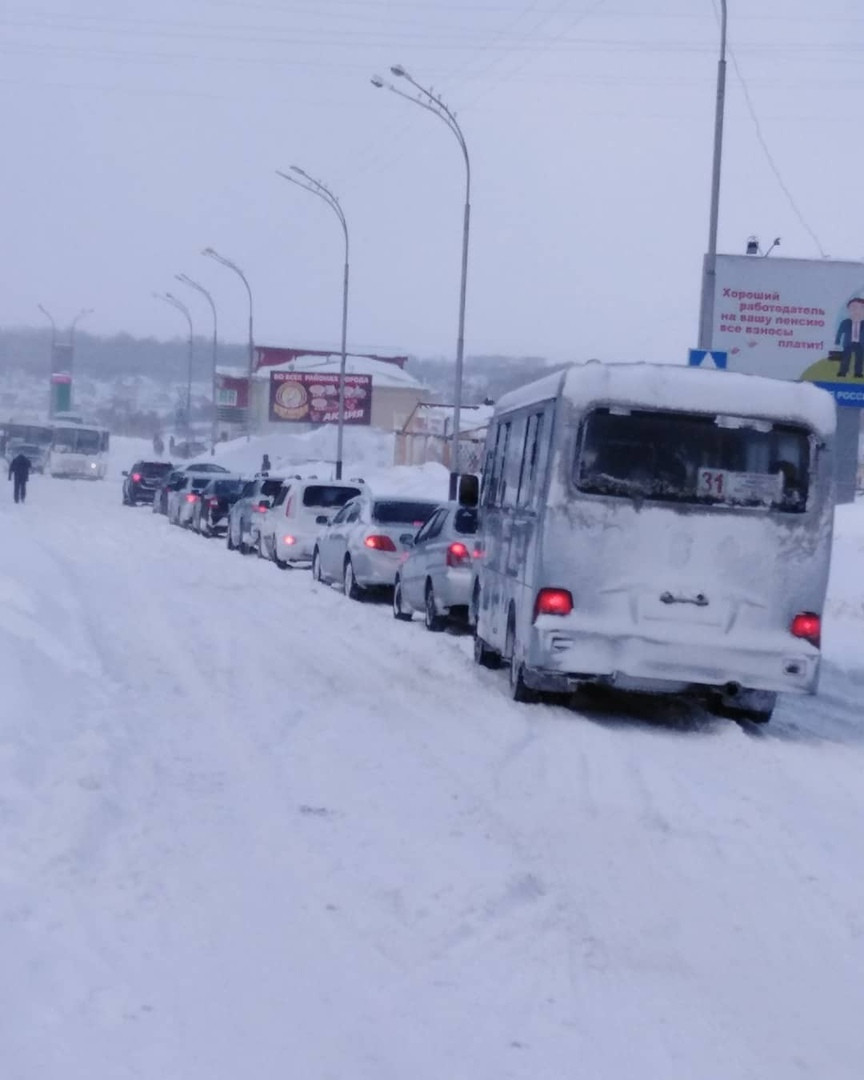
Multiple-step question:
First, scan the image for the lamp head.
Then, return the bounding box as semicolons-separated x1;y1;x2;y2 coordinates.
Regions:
390;64;407;78
371;75;384;88
202;247;216;256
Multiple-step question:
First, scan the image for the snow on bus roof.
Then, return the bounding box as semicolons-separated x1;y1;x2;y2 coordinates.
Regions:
494;361;837;436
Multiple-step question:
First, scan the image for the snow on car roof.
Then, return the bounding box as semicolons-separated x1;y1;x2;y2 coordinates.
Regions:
494;361;837;436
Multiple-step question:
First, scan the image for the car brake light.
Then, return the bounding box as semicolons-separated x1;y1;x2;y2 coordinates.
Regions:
254;504;267;512
131;472;141;482
283;535;296;545
534;588;573;618
790;612;821;647
365;534;397;552
186;493;198;503
446;541;470;567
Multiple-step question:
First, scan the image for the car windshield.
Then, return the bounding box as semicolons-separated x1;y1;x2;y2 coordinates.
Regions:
453;507;478;535
139;462;172;477
302;484;362;509
575;408;812;513
373;500;438;526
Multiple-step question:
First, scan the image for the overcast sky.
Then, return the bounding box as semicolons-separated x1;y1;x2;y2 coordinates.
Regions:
1;0;860;364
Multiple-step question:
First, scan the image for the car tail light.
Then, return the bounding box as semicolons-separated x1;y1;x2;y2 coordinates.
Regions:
365;534;397;552
282;535;296;546
446;541;470;567
791;612;821;647
186;493;198;503
534;588;573;618
131;472;142;482
254;504;268;513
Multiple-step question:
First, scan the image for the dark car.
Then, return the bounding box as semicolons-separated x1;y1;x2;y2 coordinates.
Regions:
192;476;247;537
123;460;174;505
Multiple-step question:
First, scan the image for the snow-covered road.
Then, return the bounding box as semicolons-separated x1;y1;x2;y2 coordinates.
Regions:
3;453;864;1080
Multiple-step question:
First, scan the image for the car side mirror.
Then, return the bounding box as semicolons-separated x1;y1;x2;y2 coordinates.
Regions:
316;514;329;525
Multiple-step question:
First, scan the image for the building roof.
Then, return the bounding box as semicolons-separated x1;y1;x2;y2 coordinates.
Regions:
252;352;427;391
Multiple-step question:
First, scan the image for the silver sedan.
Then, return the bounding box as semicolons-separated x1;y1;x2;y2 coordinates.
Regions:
312;493;439;600
392;502;478;630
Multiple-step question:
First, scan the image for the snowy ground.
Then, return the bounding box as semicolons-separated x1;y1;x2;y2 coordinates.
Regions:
2;437;864;1080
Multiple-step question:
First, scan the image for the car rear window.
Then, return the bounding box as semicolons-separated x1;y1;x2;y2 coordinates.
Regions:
261;479;284;498
191;477;210;491
373;500;438;526
453;507;478;535
211;479;244;496
139;462;173;477
302;484;362;509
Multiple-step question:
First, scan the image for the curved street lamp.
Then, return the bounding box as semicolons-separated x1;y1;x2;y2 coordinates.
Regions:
177;273;218;453
372;65;471;498
202;247;255;438
154;290;195;447
276;166;350;480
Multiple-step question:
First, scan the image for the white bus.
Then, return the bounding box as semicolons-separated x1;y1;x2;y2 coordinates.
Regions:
48;418;110;479
469;361;836;722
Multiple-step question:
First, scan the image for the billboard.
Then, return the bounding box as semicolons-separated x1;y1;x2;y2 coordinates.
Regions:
711;254;864;408
269;371;372;425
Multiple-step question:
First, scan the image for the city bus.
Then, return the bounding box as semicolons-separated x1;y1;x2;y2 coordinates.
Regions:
48;418;110;479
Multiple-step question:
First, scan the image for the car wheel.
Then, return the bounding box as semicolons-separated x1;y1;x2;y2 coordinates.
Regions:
392;576;412;621
238;535;249;555
507;618;539;703
312;548;324;583
424;581;446;632
473;633;501;669
343;558;363;601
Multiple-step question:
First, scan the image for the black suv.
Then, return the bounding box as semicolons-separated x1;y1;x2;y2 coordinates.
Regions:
122;460;174;505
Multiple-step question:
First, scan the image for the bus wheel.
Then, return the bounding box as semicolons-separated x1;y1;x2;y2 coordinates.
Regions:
473;634;501;669
506;620;539;704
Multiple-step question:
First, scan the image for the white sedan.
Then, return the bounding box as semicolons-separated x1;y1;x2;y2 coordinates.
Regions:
311;493;439;599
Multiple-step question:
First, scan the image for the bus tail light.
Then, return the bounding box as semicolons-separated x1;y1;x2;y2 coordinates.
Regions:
534;588;573;619
790;612;821;648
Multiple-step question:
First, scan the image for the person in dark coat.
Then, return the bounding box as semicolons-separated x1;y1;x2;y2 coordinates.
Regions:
8;452;31;503
261;453;272;474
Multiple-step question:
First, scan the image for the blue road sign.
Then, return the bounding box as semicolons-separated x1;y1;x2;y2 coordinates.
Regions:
688;348;728;369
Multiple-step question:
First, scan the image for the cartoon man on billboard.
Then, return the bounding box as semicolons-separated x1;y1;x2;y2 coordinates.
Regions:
834;296;864;378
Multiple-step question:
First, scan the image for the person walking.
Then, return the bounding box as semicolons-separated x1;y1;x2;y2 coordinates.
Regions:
8;451;31;504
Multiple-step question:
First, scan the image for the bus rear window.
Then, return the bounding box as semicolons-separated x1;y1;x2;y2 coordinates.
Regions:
575;408;811;512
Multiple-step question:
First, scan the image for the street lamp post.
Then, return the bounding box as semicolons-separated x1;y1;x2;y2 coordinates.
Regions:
372;65;471;499
177;273;219;454
154;291;195;448
203;248;255;439
69;307;94;374
697;0;728;350
276;167;350;480
37;304;58;416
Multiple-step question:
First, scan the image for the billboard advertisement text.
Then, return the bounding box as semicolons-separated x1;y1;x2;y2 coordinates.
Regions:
711;254;864;408
269;371;372;425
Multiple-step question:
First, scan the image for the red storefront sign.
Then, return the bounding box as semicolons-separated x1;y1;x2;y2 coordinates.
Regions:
269;371;372;425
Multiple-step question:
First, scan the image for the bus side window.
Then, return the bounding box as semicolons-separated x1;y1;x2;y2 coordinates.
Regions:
486;421;510;508
517;413;541;508
531;408;552;509
501;418;524;509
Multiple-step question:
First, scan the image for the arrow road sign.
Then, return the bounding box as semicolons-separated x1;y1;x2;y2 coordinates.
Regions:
688;348;728;369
